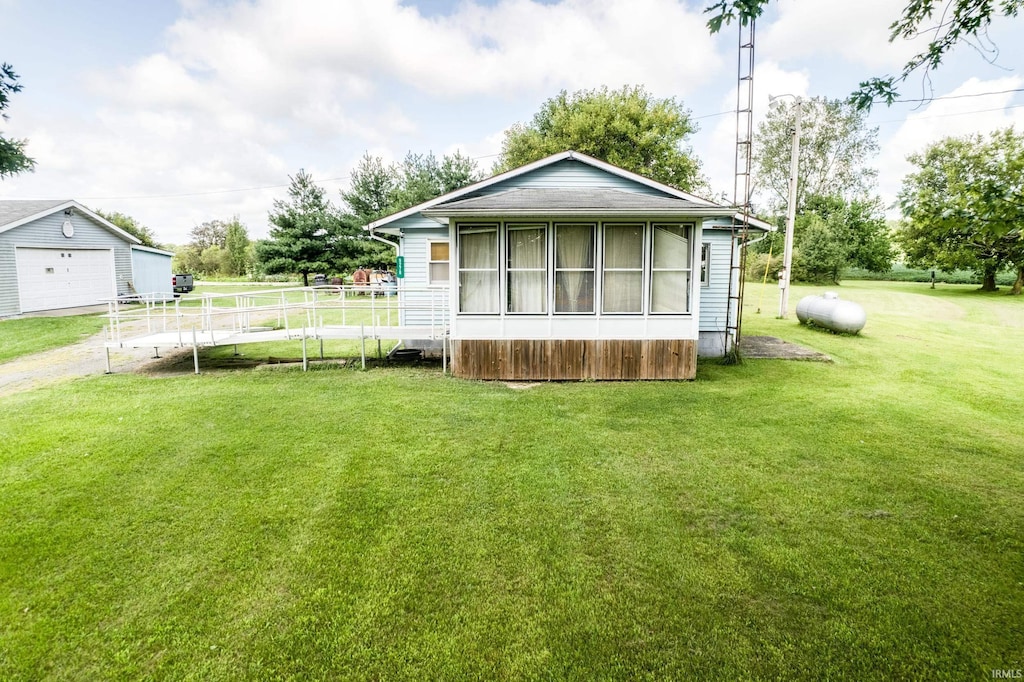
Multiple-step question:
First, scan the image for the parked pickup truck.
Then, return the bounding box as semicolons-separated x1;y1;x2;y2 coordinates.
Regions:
172;273;195;295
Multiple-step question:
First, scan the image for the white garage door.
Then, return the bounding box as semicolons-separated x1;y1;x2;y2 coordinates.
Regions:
16;248;116;313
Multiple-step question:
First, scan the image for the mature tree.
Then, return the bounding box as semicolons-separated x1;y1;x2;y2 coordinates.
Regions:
94;209;158;247
791;194;894;282
188;220;229;251
342;154;399;225
705;0;1023;107
805;195;895;273
256;169;350;286
494;85;705;191
343;150;481;224
172;244;203;276
897;127;1024;292
754;97;879;212
223;217;251;276
792;213;850;284
1;63;35;179
340;150;482;270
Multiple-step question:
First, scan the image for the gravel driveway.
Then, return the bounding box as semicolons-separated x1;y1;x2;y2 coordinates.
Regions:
0;322;192;399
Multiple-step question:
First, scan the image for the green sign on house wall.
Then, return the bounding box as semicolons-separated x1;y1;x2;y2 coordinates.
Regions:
396;256;405;278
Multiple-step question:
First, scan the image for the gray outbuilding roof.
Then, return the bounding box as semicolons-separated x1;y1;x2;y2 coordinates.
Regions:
0;199;70;228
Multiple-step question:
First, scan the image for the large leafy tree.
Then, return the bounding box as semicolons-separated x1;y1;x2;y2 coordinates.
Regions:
94;209;157;247
897;127;1024;293
494;85;705;192
754;97;879;212
0;63;35;179
256;170;349;286
224;218;251;277
705;0;1023;107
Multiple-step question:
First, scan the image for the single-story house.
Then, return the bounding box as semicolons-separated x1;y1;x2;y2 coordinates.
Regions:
0;199;174;316
366;151;771;380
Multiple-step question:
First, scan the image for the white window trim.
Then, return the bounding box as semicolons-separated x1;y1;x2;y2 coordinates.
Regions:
601;223;645;315
701;242;711;287
506;223;548;315
553;222;597;315
427;239;450;288
457;224;499;314
648;223;695;315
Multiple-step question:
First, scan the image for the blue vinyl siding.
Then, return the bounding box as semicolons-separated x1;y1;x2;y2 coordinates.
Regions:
699;230;738;333
394;217;449;326
0;212;135;316
472;159;663;197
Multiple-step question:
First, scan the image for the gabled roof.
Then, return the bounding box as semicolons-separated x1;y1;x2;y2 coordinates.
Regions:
0;199;143;244
427;187;705;213
365;150;772;232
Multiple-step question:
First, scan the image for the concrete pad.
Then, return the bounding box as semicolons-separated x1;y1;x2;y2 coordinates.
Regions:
741;336;831;361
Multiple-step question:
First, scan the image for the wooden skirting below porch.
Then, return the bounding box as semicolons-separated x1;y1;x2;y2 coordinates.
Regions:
452;339;696;380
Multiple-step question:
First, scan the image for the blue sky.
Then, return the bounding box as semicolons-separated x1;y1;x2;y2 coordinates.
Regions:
1;0;1022;245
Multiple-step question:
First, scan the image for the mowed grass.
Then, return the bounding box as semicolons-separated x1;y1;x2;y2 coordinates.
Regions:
1;281;1022;679
0;315;107;363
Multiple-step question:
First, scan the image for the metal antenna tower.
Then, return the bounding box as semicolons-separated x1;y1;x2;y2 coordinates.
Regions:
723;18;756;360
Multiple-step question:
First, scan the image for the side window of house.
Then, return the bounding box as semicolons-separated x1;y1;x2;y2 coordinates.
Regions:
554;224;595;313
458;225;499;313
507;225;547;313
650;224;691;313
701;243;711;286
428;241;450;286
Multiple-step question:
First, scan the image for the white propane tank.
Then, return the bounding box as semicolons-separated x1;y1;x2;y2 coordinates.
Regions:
795;291;866;334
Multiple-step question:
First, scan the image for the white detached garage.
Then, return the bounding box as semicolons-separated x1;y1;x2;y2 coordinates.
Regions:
0;200;172;316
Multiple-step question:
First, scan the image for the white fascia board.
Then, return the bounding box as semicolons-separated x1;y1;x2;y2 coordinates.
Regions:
364;151;576;232
0;200;77;235
131;244;175;256
423;208;741;219
0;199;144;244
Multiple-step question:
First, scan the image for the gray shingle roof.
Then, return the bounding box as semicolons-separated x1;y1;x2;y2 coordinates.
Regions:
431;188;705;212
0;199;71;228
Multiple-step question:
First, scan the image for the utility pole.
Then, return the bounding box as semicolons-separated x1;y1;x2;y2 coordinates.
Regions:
777;96;802;318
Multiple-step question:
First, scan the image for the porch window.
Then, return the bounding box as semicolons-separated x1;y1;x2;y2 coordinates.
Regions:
554;224;595;313
602;224;644;313
507;225;547;313
651;224;691;313
458;225;498;313
428;241;450;286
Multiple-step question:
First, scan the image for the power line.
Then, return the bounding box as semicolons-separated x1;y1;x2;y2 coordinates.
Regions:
75;90;1024;202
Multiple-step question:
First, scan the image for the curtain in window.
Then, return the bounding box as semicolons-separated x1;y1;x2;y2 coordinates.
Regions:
555;225;594;313
459;229;497;313
603;225;643;313
651;225;690;313
508;227;546;313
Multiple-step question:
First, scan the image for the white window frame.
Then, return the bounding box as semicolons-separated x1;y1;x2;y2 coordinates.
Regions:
553;222;597;315
601;223;646;315
427;239;450;288
506;223;548;315
648;223;695;315
701;242;711;287
457;224;499;314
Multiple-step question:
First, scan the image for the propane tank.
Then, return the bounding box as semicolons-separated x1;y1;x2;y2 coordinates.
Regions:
795;291;866;334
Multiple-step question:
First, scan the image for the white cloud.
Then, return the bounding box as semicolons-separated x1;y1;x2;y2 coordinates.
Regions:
875;76;1024;215
759;0;921;69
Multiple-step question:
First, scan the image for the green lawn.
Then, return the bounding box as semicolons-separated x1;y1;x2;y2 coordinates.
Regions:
0;315;107;363
0;281;1022;679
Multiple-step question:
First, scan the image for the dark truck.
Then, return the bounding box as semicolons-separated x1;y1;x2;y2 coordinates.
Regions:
172;273;194;295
